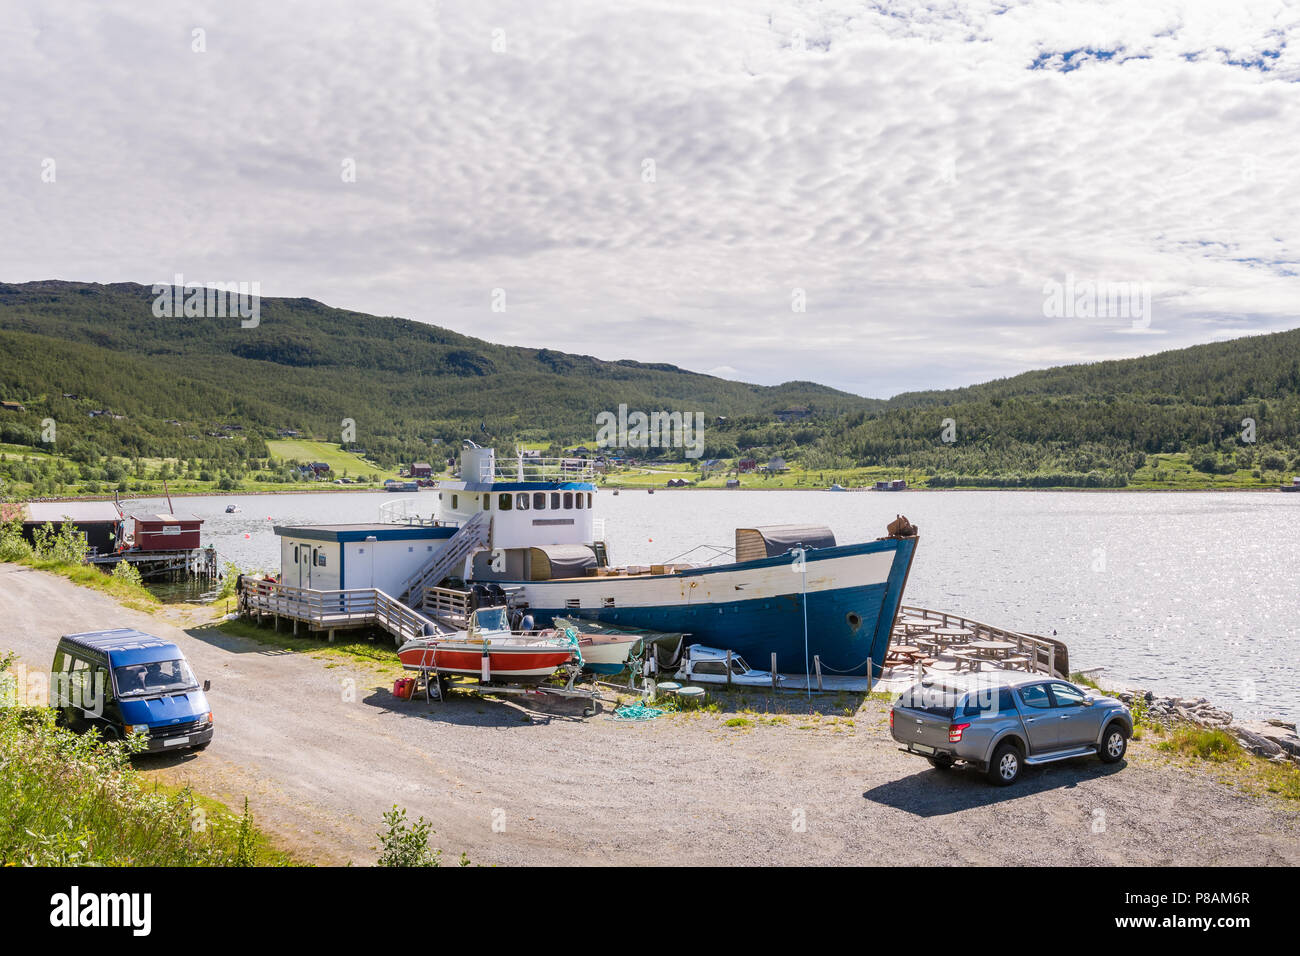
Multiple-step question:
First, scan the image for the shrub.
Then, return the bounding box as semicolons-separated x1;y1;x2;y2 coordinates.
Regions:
376;806;445;867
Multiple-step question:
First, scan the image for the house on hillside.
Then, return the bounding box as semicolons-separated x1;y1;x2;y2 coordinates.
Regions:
410;462;433;478
276;428;301;437
309;462;331;476
775;406;811;422
764;456;789;474
737;458;758;473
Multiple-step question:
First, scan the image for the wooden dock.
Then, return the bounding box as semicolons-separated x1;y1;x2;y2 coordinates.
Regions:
239;578;451;645
88;546;218;582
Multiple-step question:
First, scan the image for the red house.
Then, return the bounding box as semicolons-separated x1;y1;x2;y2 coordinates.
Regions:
132;513;203;550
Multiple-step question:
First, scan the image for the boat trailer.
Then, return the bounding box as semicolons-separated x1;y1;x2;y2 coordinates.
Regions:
402;661;609;718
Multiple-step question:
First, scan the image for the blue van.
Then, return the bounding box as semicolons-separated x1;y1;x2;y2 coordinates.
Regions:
51;628;214;753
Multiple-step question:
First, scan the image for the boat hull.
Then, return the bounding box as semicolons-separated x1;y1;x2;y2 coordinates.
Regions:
486;536;917;685
398;642;575;682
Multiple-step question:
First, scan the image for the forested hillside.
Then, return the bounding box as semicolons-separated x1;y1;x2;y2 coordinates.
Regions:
2;279;1299;493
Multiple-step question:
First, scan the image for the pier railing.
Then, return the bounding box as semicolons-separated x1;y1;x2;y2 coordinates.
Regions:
420;585;472;624
898;604;1068;677
238;579;443;645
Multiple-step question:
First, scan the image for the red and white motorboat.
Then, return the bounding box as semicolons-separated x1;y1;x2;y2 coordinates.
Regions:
397;606;576;684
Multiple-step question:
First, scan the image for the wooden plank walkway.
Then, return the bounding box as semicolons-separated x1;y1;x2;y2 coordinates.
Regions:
238;579;451;645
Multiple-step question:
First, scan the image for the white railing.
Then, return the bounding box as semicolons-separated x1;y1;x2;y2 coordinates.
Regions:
238;579;442;645
467;455;597;483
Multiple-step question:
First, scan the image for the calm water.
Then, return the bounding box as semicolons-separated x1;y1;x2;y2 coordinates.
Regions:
133;489;1300;722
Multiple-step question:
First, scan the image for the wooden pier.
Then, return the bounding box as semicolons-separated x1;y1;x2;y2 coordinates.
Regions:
88;546;218;582
238;578;451;645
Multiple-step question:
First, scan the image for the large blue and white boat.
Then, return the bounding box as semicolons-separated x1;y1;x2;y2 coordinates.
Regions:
271;442;918;686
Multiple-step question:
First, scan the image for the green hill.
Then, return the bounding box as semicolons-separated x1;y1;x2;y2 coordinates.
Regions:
2;279;1298;494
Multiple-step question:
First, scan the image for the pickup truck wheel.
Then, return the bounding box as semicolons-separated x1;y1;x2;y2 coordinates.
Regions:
987;743;1021;786
1099;723;1128;763
928;753;954;770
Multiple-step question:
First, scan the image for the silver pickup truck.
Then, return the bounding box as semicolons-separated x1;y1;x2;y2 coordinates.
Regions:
890;672;1132;785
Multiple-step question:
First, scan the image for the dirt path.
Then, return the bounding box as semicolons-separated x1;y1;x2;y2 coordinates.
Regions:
2;563;1296;866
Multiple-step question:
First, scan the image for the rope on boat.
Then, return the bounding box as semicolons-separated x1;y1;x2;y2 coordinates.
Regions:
561;625;584;669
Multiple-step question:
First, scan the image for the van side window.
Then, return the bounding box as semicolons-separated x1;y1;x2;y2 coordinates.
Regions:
68;656;91;707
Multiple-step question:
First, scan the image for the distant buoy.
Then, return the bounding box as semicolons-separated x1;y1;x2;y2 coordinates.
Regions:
243;533;251;539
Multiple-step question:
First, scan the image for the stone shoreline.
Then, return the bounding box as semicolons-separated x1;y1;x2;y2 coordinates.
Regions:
1113;688;1300;766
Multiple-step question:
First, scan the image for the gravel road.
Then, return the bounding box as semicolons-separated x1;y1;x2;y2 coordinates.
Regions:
3;563;1296;866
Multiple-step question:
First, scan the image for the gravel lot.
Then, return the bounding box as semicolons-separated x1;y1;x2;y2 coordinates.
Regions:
3;563;1296;866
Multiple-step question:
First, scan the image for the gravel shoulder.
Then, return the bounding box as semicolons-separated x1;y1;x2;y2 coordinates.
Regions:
2;563;1296;866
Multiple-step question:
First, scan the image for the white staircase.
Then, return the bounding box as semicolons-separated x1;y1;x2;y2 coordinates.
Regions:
398;511;491;604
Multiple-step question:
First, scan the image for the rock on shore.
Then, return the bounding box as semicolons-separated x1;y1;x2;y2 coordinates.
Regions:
1114;690;1300;766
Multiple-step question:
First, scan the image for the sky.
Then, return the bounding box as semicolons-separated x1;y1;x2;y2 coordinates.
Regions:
2;0;1299;398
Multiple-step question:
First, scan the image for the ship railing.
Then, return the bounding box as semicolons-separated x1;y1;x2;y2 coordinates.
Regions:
238;578;440;645
898;604;1066;677
470;456;597;483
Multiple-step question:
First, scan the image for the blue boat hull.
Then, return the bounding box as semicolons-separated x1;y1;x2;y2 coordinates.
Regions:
516;536;918;686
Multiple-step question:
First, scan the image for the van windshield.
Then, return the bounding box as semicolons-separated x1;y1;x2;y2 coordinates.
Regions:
113;659;198;697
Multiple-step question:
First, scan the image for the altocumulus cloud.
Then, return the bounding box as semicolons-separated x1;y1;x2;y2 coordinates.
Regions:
2;0;1298;396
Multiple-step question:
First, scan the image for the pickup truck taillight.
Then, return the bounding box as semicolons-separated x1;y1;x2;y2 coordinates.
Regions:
948;722;970;742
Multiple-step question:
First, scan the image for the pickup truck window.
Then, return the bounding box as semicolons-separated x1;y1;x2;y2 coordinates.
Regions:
1048;682;1086;707
963;687;1015;717
1019;683;1052;709
897;683;962;718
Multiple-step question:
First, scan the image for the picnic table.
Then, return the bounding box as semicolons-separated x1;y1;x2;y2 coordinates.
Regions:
969;639;1017;660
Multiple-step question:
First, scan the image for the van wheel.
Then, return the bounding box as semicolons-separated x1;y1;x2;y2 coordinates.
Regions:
987;743;1021;786
1099;723;1128;763
928;753;954;770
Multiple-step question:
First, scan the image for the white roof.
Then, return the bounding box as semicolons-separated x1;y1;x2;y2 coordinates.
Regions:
24;501;120;523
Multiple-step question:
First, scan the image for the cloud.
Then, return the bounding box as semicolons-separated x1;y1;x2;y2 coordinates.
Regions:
2;0;1298;398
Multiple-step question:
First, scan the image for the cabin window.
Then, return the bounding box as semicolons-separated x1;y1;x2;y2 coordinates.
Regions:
575;493;584;510
499;493;512;511
451;494;458;509
293;545;299;562
517;493;529;510
533;492;545;509
587;493;593;508
694;662;727;676
483;495;491;511
551;492;560;509
563;492;573;509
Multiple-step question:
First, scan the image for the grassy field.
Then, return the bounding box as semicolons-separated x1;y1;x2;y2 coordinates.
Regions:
264;439;403;480
595;452;1293;491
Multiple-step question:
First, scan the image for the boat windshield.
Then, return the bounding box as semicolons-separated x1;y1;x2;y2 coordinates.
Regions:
730;656;750;674
113;659;198;698
474;607;510;633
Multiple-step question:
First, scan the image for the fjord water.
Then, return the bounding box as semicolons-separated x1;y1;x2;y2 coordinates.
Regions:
141;489;1300;722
